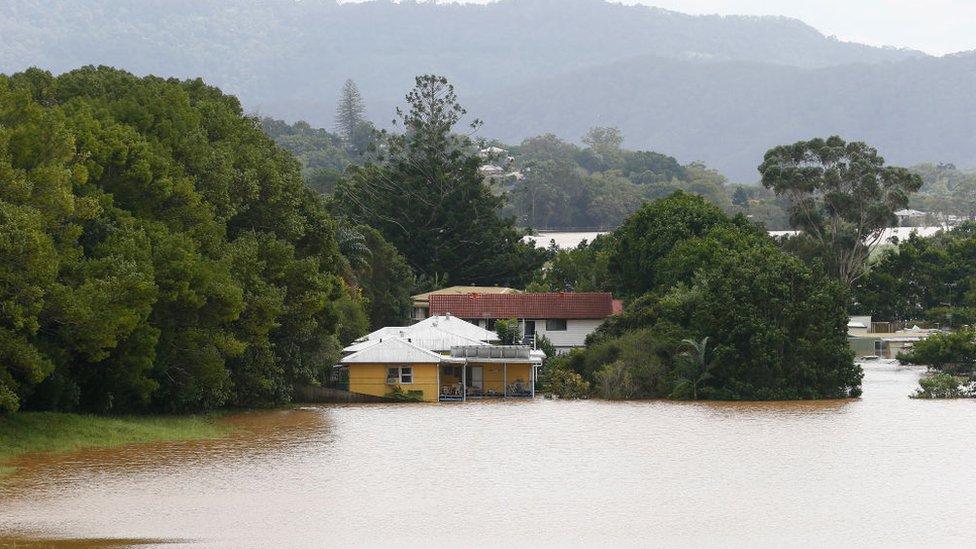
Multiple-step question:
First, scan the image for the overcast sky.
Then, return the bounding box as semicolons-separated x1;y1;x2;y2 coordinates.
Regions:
625;0;976;55
341;1;976;55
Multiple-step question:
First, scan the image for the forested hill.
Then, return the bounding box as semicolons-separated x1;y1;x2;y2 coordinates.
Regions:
3;0;970;181
471;52;976;180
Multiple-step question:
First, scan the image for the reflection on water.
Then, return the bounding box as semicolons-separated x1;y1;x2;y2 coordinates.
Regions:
2;362;975;547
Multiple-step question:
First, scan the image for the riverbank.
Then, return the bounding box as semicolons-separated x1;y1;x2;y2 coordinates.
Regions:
0;412;233;476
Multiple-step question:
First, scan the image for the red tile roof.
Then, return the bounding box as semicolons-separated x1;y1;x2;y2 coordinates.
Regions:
429;292;617;320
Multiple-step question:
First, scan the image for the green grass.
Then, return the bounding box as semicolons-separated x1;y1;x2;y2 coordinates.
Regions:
0;411;233;469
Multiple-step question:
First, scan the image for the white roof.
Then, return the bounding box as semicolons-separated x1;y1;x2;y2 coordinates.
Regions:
413;314;499;342
341;315;497;354
340;337;459;364
400;325;488;352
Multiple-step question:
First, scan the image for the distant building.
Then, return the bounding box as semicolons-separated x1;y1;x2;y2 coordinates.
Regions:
894;208;928;227
847;315;941;358
429;292;623;352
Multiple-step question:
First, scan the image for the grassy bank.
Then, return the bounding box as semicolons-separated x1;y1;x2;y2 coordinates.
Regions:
0;412;232;473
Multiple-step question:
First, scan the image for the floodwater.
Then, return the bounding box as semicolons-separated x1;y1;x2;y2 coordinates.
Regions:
2;361;975;547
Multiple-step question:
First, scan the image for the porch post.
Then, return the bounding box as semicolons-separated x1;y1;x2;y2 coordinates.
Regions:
462;362;467;402
437;362;441;402
531;365;536;398
504;363;508;398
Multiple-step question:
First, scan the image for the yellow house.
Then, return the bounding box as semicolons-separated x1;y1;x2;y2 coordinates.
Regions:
340;337;538;402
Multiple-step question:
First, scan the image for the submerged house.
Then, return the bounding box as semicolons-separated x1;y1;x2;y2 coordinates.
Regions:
338;315;541;402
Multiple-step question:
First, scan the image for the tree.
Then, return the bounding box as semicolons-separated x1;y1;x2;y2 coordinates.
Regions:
351;226;415;328
731;186;749;207
335;75;546;287
0;66;363;414
608;191;756;298
898;329;976;373
670;337;716;400
854;224;976;325
572;194;861;401
334;79;366;147
495;318;521;345
759;136;923;287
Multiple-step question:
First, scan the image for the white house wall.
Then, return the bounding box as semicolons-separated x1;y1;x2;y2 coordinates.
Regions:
535;319;603;349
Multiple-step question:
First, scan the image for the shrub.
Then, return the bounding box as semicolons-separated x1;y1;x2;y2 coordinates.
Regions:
542;361;591;399
911;373;972;399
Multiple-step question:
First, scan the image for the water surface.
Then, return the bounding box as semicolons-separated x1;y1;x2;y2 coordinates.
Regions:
2;362;974;547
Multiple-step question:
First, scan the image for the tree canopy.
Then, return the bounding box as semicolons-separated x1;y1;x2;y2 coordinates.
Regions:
759;136;922;287
547;192;860;401
0;66;363;414
854;223;976;326
334;75;545;288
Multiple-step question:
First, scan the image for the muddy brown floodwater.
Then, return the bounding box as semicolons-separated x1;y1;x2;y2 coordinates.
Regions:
1;361;975;547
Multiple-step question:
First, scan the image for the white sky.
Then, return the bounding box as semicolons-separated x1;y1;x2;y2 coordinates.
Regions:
339;0;976;55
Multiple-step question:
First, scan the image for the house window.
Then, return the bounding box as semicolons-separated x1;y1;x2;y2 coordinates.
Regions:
545;319;567;331
387;366;413;384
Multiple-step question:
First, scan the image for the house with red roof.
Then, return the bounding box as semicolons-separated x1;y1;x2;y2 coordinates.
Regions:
428;292;622;353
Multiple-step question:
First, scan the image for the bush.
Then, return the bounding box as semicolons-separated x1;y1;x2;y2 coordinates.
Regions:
385;385;424;402
495;318;521;345
911;373;972;399
898;329;976;373
542;361;591;399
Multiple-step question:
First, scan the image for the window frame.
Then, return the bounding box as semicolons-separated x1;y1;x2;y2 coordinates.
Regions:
545;319;568;331
387;366;414;385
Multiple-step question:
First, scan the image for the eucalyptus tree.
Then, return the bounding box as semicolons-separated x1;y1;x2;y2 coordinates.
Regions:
759;136;922;287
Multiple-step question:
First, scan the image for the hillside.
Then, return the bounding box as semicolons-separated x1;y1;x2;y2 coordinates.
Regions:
2;0;966;181
472;52;976;180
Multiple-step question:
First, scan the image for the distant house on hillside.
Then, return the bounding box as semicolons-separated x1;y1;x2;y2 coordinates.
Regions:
429;292;622;352
411;286;520;322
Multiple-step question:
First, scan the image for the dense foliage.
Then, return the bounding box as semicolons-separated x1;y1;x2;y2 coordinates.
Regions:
854;224;976;325
502;131;735;230
759;136;923;287
548;192;861;400
908;163;976;225
897;329;976;374
0;67;363;414
260;117;358;196
335;75;546;288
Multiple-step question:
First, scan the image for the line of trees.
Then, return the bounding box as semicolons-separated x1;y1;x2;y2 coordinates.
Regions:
0;66;369;414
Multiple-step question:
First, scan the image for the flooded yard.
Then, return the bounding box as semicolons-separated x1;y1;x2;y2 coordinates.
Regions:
2;361;975;547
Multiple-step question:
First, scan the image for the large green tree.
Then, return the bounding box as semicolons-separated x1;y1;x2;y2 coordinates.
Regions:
607;191;757;298
759;136;922;287
335;75;545;288
553;192;860;401
0;66;363;413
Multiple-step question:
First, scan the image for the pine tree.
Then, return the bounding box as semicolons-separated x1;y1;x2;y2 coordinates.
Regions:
334;79;366;145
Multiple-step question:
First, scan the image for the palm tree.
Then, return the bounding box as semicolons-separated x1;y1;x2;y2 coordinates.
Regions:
671;337;716;400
